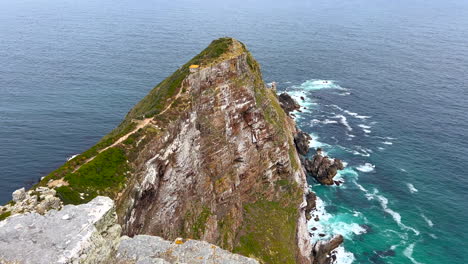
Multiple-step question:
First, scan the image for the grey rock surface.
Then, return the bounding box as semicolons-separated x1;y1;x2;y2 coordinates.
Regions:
12;187;26;202
114;235;259;264
0;196;121;264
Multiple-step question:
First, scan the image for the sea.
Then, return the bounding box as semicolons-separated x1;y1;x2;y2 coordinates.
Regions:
0;0;467;263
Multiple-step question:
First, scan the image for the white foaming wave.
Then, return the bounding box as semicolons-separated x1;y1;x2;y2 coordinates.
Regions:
308;196;366;241
343;110;371;119
382;141;393;145
407;183;418;194
333;114;353;131
421;214;434;227
298;79;347;91
339;92;351;96
400;168;407;172
367;189;420;235
353;180;369;193
403;243;425;264
308;133;331;151
328;104;344;111
283;89;316;120
349;146;372;157
356;163;375;172
333;246;356;264
334;167;359;183
67;154;79;161
311;119;339;125
358;124;372;134
378;147;385;151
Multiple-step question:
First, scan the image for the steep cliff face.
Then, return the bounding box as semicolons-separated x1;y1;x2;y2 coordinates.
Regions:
27;38;311;263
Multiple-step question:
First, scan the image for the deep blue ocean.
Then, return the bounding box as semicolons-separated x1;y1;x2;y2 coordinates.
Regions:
1;0;467;263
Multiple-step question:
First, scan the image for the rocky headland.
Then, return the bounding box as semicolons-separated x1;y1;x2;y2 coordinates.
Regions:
0;38;345;264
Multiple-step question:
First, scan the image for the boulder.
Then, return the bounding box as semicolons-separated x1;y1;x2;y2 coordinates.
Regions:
278;93;300;114
294;130;312;156
311;235;344;264
12;187;26;202
304;149;344;185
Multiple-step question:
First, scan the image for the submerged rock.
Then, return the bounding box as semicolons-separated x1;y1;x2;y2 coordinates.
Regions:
279;93;300;114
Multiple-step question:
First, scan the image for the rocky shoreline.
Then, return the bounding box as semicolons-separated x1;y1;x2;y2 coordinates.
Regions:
0;38;346;264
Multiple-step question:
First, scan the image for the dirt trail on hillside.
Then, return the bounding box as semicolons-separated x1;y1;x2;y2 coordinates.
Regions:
71;84;186;173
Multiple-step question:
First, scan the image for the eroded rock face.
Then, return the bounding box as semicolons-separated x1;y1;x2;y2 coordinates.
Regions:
305;191;317;221
114;39;311;263
304;149;344;185
0;196;121;264
279;93;300;114
295;130;312;156
311;235;344;264
114;235;259;264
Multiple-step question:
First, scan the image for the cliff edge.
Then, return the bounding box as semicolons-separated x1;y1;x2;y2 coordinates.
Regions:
0;38;311;263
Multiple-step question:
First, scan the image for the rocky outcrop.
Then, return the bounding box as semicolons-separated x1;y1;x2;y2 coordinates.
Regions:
0;186;62;218
114;235;259;264
21;38;312;263
304;191;317;221
0;196;260;264
0;196;120;264
304;149;344;185
279;93;300;114
311;235;344;264
294;130;312;156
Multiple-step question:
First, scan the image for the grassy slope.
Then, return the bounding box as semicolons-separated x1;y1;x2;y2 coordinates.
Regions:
36;37;239;205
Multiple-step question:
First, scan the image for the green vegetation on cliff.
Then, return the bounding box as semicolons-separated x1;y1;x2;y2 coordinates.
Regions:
234;180;303;264
55;147;129;205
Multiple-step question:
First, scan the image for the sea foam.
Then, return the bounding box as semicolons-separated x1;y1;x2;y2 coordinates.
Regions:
403;243;424;264
299;79;346;91
356;163;375;172
421;214;434;227
407;183;418;193
333;114;353;131
366;189;420;235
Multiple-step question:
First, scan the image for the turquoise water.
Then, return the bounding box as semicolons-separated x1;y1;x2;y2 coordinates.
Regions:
0;0;467;262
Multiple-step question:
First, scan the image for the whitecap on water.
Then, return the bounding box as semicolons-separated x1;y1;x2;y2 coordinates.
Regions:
382;141;393;145
332;114;353;131
366;189;420;235
333;246;356;264
343;110;371;119
421;214;434;227
403;243;425;264
407;183;418;194
358;124;371;134
311;119;339;126
298;79;347;91
356;163;375;172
